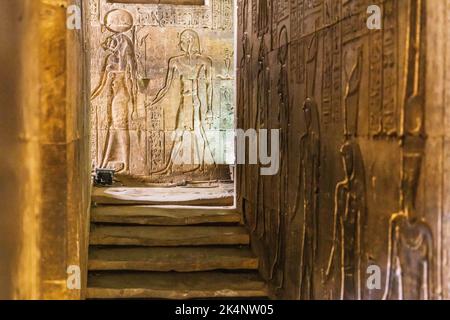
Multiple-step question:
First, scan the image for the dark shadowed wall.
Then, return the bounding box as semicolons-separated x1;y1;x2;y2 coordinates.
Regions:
237;0;450;300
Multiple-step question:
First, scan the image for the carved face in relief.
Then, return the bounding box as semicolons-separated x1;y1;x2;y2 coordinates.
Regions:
102;36;119;53
179;29;201;54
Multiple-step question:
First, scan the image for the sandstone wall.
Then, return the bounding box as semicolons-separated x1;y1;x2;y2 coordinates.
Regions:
89;0;235;183
237;0;450;299
0;0;91;299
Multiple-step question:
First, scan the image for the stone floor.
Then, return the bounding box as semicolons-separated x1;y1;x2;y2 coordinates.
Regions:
92;182;235;207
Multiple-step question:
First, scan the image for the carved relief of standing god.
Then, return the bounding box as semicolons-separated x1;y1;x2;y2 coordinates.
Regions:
151;29;215;175
325;140;367;300
91;9;138;174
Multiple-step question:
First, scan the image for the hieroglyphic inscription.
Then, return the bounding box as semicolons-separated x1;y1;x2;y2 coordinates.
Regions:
290;0;304;41
136;6;211;28
369;17;383;136
382;0;398;136
322;28;332;125
368;0;399;137
331;23;342;124
213;0;233;30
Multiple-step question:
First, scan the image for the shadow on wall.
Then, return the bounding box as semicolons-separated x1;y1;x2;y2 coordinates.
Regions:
0;0;27;299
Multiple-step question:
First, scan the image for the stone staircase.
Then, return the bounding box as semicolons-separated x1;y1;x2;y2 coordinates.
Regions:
87;202;268;299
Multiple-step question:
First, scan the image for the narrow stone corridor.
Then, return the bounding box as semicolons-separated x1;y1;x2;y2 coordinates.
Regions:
3;0;450;303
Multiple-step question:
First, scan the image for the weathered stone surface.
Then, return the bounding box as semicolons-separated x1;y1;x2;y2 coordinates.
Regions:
92;185;234;206
90;225;250;246
237;0;450;300
91;205;241;225
87;271;268;299
0;0;91;299
88;246;258;271
89;0;235;183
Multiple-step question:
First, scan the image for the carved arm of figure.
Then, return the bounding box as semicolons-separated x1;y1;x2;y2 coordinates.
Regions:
382;213;401;300
325;182;345;280
313;135;321;252
91;54;112;100
92;36;119;100
345;47;363;97
151;57;176;106
204;57;214;126
422;223;433;300
126;53;139;120
291;137;305;221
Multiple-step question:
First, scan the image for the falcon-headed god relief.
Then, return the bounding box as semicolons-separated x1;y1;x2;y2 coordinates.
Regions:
91;9;138;174
150;29;216;175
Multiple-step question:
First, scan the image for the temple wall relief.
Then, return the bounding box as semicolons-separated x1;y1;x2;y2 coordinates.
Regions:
237;0;450;300
89;0;235;182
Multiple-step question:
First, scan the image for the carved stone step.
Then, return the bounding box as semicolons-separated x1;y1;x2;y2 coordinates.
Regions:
92;186;234;206
87;271;268;299
90;226;250;247
91;206;241;226
88;246;259;272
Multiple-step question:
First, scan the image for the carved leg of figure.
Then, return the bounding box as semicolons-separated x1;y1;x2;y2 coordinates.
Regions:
151;129;185;175
198;123;216;169
117;129;130;174
100;77;114;168
342;220;358;300
101;129;114;168
182;131;201;174
300;224;314;299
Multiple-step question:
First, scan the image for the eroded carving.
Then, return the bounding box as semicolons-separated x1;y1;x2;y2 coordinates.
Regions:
325;140;367;300
272;25;290;288
254;35;270;238
150;29;215;174
295;98;321;299
91;9;138;174
384;0;432;300
288;30;320;299
90;0;235;182
344;47;363;138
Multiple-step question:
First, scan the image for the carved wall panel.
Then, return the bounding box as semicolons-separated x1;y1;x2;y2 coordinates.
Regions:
89;0;235;182
237;0;450;299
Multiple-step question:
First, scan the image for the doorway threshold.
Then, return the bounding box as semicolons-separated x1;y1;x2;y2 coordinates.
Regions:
92;182;234;207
